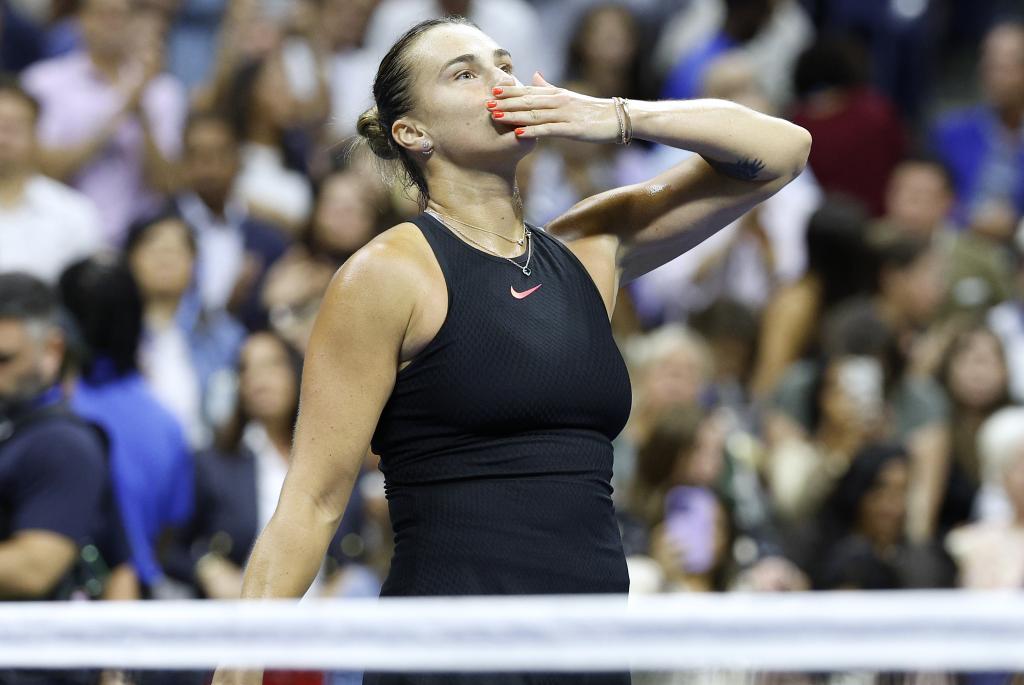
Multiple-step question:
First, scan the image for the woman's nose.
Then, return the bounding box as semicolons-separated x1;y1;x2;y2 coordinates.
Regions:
493;68;519;88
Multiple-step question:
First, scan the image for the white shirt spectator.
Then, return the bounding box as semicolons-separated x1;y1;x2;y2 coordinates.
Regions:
176;193;246;313
364;0;552;85
234;142;313;230
139;321;205;448
0;174;103;282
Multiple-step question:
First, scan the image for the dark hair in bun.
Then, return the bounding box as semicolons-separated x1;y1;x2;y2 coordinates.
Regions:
357;16;476;205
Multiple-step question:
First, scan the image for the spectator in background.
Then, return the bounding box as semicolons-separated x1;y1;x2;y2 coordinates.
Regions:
0;0;45;73
628;52;822;326
789;35;907;216
814;443;953;589
0;273;107;602
322;0;379;139
868;155;1011;319
21;0;187;243
125;210;246;448
169;332;365;603
817;0;938;123
765;350;887;549
365;0;551;84
60;256;195;597
522;3;650;226
0;273;135;685
873;155;956;241
988;243;1024;403
166;0;229;91
931;20;1024;226
943;211;1016;320
0;75;102;282
188;0;282;113
934;325;1011;533
262;168;382;353
626;406;734;593
218;53;315;233
174;112;288;327
621;324;713;455
657;0;813;108
749;199;875;399
946;406;1024;588
562;3;654;101
689;299;760;426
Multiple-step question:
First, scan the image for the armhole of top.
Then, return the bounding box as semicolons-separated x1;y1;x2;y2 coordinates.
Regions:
534;222;616;322
396;218;455;379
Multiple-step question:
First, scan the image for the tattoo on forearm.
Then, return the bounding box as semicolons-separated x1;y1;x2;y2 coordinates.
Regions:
707;156;766;181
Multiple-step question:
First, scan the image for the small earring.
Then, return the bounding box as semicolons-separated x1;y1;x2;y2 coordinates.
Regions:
421;140;433;155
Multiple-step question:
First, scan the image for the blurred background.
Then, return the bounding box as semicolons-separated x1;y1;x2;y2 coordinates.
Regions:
1;0;1024;682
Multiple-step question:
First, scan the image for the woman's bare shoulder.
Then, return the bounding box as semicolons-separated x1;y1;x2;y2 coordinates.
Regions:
319;221;432;320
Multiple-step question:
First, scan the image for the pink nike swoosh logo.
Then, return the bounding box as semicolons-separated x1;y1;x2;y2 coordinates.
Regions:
510;284;542;299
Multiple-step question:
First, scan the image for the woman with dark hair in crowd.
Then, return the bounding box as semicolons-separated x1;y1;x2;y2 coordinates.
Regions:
217;55;316;233
522;3;653;225
124;210;246;448
934;324;1011;532
814;442;953;590
750;197;876;399
214;15;809;685
59;256;195;598
168;331;369;602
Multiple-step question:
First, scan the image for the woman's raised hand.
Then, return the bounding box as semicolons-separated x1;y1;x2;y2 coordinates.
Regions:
489;72;622;143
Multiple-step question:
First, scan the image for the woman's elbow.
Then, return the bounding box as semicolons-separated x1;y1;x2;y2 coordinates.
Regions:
788;125;812;176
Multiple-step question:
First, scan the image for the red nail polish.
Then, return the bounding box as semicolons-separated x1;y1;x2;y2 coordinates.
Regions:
492;87;503;95
486;101;497;108
492;111;504;118
515;128;525;135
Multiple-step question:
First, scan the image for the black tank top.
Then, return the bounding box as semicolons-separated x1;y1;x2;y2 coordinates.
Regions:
369;212;632;597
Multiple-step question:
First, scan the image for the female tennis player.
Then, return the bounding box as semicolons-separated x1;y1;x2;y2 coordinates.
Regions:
213;16;810;685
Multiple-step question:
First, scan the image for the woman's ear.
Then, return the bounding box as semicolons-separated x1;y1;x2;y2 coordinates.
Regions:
391;118;429;155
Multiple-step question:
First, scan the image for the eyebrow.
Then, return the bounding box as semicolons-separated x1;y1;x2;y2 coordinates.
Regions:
439;49;513;75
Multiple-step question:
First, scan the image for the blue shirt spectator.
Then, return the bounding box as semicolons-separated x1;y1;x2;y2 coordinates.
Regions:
931;104;1024;226
60;257;195;592
930;21;1024;225
72;363;194;589
661;32;736;100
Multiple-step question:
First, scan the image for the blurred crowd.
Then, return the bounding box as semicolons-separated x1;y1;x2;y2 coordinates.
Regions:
1;0;1024;680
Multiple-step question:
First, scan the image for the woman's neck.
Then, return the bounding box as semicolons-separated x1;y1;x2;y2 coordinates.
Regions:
144;296;181;328
817;422;863;462
425;164;525;254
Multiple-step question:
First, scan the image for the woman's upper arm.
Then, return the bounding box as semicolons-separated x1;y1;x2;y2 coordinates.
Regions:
278;238;418;526
548;155;798;286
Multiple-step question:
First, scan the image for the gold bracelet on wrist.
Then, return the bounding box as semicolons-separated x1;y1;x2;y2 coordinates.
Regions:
620;97;633;145
611;97;625;146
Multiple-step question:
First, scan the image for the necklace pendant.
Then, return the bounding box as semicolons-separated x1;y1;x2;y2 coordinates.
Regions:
523;267;532;276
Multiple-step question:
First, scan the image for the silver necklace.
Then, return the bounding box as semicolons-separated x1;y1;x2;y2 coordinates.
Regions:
428;208;527;246
426;208;534;276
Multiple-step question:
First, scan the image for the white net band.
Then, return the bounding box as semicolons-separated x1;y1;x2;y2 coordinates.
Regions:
1;591;1022;671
